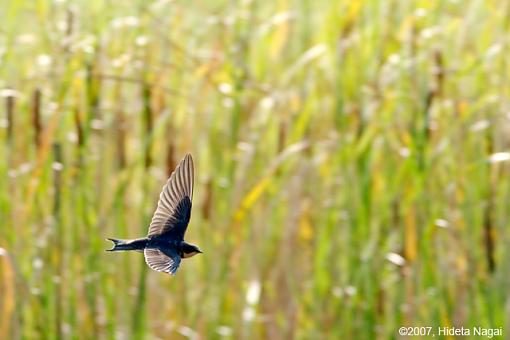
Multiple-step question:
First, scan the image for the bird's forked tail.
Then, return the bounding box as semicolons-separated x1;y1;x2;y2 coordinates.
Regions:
105;237;148;252
106;238;124;251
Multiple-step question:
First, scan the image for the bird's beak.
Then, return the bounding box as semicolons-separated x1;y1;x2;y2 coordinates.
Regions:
198;249;203;254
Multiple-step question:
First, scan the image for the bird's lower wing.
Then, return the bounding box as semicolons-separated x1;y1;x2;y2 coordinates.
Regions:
144;248;181;275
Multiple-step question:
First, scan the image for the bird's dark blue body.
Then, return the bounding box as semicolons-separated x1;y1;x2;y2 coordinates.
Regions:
107;237;200;259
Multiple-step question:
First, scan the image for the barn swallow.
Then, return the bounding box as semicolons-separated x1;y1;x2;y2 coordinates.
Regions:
106;154;201;275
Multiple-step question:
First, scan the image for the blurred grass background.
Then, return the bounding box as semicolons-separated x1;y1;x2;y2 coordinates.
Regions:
1;0;510;339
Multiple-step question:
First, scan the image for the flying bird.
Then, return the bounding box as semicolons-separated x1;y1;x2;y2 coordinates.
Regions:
106;154;201;275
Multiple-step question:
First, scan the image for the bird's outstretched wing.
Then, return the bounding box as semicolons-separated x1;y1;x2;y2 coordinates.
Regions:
147;154;194;239
144;248;181;275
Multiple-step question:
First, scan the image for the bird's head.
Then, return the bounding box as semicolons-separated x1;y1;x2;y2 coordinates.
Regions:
181;243;203;258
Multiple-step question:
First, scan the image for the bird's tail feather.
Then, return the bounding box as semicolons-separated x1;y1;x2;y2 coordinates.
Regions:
106;238;124;251
105;238;147;252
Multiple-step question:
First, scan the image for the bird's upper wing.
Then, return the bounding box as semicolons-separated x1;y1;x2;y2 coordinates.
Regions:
147;154;194;239
144;248;181;275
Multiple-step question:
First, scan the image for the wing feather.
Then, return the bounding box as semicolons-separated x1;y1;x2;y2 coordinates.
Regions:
144;248;181;275
147;154;194;238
